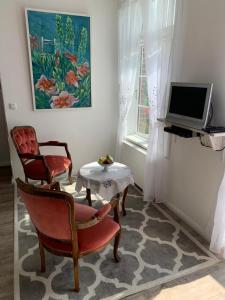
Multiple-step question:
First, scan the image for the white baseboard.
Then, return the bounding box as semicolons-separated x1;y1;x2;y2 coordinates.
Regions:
165;201;209;241
0;161;11;167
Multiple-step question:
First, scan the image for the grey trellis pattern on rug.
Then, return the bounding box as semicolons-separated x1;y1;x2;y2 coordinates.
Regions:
16;180;218;300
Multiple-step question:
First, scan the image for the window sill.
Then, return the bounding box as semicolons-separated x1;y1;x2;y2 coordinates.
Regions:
124;134;148;154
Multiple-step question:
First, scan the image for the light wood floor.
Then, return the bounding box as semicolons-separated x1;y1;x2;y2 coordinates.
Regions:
125;261;225;300
1;167;225;300
0;167;14;300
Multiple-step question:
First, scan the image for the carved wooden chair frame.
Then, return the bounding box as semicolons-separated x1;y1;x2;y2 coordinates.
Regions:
16;178;121;292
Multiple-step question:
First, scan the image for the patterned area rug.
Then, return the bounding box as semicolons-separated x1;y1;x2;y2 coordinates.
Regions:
14;180;219;300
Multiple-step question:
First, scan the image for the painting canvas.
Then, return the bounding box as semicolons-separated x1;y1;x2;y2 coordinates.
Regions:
25;9;91;109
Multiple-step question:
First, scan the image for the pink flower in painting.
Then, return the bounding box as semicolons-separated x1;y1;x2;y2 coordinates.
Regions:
30;35;39;49
35;75;58;95
77;62;90;77
50;91;79;108
66;70;79;87
64;52;77;64
55;50;60;58
55;50;60;66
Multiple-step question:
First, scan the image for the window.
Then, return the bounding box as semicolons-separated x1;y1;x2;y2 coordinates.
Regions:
126;44;150;149
137;46;149;138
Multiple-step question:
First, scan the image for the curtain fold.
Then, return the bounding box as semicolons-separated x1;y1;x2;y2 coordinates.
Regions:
143;0;181;203
115;0;142;161
210;172;225;258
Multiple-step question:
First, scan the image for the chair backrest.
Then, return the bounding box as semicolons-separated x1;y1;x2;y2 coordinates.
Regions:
11;126;40;156
16;178;76;241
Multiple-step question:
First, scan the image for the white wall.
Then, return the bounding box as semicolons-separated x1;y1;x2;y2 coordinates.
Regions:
0;0;118;178
121;0;225;241
121;141;146;188
167;0;225;241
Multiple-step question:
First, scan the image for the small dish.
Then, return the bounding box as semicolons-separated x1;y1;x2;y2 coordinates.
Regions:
98;162;113;172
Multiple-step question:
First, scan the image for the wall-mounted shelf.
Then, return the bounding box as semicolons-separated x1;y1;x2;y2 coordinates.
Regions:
158;118;225;151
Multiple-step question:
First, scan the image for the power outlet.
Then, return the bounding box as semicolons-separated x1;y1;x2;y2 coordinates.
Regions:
8;103;17;110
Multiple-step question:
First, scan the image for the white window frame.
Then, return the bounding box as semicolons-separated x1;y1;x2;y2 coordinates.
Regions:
126;42;149;150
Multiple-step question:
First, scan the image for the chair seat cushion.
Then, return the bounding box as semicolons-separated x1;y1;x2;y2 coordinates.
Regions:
39;205;120;256
78;217;120;255
24;155;71;179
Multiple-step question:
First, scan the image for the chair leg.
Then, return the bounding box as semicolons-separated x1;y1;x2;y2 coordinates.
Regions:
73;258;80;292
68;164;72;184
47;177;52;184
113;230;121;263
39;241;46;273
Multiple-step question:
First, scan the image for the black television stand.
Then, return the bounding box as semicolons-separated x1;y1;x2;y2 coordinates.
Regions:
164;125;193;138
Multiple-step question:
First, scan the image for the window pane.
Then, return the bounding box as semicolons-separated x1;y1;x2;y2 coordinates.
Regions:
137;106;150;135
126;43;150;142
141;47;147;75
139;76;149;106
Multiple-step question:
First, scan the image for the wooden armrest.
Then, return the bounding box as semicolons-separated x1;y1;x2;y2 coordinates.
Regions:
39;141;66;146
38;141;71;159
19;153;50;177
19;153;45;160
76;197;120;229
95;204;111;220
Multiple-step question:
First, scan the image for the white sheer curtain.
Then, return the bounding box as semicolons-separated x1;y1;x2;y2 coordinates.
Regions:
143;0;181;202
115;0;142;160
210;174;225;258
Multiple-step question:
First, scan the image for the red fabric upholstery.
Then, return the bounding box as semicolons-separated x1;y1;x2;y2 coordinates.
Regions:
16;178;120;292
24;155;71;179
11;127;39;155
19;189;72;240
78;217;119;254
75;203;97;221
39;217;120;255
11;126;72;182
19;185;119;255
18;179;120;262
95;204;111;219
38;202;119;255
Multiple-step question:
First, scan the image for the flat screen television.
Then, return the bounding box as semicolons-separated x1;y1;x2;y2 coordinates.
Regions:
165;82;213;129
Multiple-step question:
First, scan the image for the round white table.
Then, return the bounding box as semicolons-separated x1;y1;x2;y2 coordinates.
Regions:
76;162;134;215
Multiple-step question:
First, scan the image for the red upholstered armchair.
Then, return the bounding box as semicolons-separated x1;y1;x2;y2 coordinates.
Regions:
16;178;121;292
11;126;72;184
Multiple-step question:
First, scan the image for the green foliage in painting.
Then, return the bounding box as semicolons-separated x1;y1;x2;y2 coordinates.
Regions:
56;15;64;45
65;16;74;51
78;27;88;63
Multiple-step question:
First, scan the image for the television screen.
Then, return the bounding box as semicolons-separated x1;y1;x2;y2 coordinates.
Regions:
166;82;213;129
169;86;207;119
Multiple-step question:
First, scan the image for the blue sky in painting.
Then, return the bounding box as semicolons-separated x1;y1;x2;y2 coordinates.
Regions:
27;10;90;63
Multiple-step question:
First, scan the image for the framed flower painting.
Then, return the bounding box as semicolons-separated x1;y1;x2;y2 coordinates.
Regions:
25;9;91;109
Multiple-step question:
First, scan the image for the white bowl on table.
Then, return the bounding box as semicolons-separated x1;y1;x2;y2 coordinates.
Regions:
98;162;114;172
